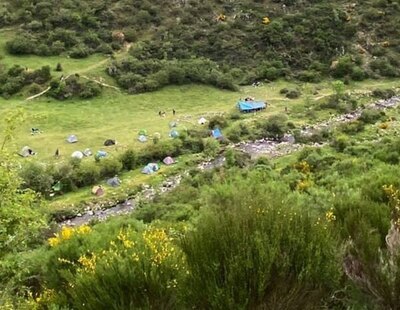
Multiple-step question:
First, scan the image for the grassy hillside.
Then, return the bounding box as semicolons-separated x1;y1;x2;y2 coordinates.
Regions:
0;0;399;95
3;1;400;308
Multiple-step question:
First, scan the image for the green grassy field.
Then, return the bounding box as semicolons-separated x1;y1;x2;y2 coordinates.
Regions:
1;26;400;209
1;79;399;162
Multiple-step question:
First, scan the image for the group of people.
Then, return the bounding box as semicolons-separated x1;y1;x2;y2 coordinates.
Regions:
159;109;176;117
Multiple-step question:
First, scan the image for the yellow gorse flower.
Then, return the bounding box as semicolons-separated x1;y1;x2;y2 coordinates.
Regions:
325;208;336;222
48;225;92;247
78;253;97;273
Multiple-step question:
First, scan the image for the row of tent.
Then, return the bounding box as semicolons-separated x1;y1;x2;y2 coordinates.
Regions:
71;150;107;160
90;157;175;196
67;135;116;147
21;116;212;158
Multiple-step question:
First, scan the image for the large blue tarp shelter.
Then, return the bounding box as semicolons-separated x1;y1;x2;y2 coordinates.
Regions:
237;100;266;113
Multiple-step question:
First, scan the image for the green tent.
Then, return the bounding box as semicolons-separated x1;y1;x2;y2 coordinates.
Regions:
138;129;148;136
52;181;62;192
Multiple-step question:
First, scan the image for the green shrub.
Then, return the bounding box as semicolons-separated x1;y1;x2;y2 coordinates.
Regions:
98;157;123;178
372;88;396;99
119;149;138;170
202;138;220;158
208;115;228;129
286;89;301;99
181;177;340;309
359;109;384;124
79;81;102;99
19;162;54;195
331;134;350;152
72;161;101;187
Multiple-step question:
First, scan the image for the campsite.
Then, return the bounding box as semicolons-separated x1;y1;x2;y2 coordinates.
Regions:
2;0;400;308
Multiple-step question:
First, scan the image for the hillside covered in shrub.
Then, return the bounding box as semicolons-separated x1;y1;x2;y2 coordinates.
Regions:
1;0;400;93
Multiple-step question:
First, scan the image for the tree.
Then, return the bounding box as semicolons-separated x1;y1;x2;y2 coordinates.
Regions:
55;63;63;72
331;80;345;99
0;110;47;257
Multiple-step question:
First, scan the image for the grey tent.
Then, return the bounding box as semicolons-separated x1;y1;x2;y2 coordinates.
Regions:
66;135;78;143
107;176;121;187
71;151;84;159
169;121;178;128
19;146;35;157
138;135;148;143
83;148;92;157
104;139;116;146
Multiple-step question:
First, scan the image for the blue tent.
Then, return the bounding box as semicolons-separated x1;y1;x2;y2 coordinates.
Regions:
95;150;107;160
211;128;223;139
141;163;159;174
237;100;266;113
169;129;179;138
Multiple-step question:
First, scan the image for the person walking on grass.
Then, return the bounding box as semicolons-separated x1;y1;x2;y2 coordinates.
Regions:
173;109;176;116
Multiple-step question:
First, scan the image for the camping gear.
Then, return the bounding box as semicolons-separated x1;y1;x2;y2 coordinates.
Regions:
169;121;178;128
71;151;84;159
31;128;41;135
19;146;35;157
138;135;148;143
91;185;104;196
153;132;161;139
211;128;223;139
66;135;78;143
169;129;179;138
141;163;159;174
198;117;207;125
163;156;175;165
83;148;92;157
104;139;116;146
138;129;147;136
95;151;107;160
237;100;266;113
107;176;121;187
52;181;62;192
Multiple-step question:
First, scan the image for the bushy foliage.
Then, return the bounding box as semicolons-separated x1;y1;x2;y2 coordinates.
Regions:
2;0;396;94
0;65;52;98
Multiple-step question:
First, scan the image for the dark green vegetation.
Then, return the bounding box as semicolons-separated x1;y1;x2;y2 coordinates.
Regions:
1;0;400;94
3;0;400;308
4;113;400;307
1;80;400;308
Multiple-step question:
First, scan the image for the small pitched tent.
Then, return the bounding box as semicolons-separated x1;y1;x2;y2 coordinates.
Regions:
71;151;84;159
95;150;107;160
83;148;92;157
107;176;121;187
52;181;62;192
153;132;161;139
66;135;78;143
163;156;175;165
138;129;147;136
169;129;179;138
91;185;104;196
141;163;159;174
104;139;116;146
198;117;207;125
211;128;223;139
237;100;266;113
138;135;148;143
169;121;178;128
19;146;35;157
